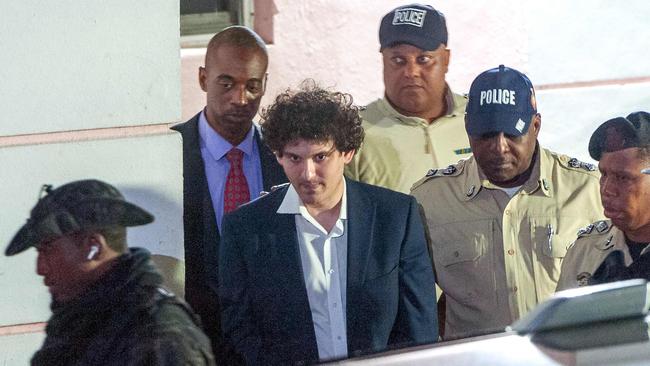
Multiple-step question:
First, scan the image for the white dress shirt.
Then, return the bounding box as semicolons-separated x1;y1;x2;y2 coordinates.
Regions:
277;182;349;361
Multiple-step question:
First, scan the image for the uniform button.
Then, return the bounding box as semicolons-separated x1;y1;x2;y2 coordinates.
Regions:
505;210;511;216
453;251;460;257
328;269;334;275
337;336;342;340
507;249;515;255
513;286;518;292
333;302;337;308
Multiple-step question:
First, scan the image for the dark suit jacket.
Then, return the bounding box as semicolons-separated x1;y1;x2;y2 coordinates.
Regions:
219;179;438;365
171;113;286;363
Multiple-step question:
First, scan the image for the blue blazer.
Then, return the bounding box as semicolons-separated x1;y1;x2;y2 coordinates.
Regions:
219;179;438;365
171;114;286;363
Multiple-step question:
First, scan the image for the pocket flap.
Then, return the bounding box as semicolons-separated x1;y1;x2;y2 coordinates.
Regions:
434;220;491;266
439;240;483;266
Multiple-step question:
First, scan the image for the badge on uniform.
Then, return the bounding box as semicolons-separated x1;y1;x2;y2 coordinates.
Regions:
568;157;596;172
595;221;609;233
576;272;592;287
577;223;595;237
442;165;457;175
426;169;438;177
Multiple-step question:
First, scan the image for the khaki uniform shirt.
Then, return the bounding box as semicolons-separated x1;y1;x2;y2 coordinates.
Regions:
345;89;471;194
411;147;604;340
556;221;650;291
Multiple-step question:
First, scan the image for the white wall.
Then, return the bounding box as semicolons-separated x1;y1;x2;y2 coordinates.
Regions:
0;0;182;360
0;0;180;136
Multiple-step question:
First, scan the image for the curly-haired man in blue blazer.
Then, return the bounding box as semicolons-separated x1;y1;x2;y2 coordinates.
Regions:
219;83;438;365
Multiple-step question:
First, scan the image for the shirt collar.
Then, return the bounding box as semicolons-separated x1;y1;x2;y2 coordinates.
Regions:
277;180;348;222
378;84;460;126
463;144;551;201
198;109;255;162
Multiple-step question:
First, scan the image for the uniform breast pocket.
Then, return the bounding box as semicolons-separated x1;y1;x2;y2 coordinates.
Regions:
529;217;577;299
431;220;495;305
529;218;575;260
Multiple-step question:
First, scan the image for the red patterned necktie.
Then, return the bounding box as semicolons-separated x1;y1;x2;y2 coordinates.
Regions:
223;148;250;213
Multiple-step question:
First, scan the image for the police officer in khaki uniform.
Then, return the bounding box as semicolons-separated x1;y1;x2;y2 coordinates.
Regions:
412;65;604;340
557;111;650;290
345;4;471;194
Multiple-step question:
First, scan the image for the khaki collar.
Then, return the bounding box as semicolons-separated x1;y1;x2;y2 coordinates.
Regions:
463;145;553;201
378;84;461;126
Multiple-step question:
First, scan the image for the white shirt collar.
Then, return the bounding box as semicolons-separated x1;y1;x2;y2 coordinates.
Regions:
277;180;348;233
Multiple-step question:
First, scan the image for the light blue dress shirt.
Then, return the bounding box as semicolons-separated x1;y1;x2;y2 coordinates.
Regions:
198;110;263;232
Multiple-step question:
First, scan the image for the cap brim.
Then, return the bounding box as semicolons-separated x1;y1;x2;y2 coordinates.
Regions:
5;199;153;257
465;112;531;137
5;222;38;256
379;34;444;52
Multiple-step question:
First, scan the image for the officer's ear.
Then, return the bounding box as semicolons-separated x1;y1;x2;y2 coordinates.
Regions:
530;113;541;138
442;48;450;73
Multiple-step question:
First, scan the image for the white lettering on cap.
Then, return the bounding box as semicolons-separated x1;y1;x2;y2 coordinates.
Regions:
479;89;516;106
392;8;427;27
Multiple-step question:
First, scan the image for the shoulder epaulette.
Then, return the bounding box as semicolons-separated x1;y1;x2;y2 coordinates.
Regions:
576;220;612;238
559;155;597;173
411;161;465;191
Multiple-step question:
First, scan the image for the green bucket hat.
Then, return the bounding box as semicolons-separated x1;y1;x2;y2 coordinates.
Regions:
6;179;154;256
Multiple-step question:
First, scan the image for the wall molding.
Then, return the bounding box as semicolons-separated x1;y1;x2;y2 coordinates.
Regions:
0;123;178;148
537;76;650;91
0;322;46;337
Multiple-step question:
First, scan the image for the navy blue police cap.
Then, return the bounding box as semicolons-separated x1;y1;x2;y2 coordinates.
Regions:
465;65;538;137
379;4;448;51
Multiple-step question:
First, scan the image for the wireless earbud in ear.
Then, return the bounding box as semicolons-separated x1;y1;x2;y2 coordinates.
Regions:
87;245;99;260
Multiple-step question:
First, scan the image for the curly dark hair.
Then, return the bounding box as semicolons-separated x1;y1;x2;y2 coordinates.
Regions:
261;81;365;154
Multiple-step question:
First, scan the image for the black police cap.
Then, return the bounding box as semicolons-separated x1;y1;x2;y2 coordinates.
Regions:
588;111;650;161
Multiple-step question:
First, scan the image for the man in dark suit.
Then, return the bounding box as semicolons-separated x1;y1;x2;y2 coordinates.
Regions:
171;26;286;362
219;83;438;365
